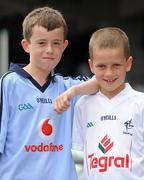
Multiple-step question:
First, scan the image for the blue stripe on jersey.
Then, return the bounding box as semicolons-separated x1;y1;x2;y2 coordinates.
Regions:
0;71;13;132
63;75;89;81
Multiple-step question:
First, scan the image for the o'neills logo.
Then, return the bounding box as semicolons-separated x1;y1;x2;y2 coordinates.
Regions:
25;142;63;152
87;134;130;172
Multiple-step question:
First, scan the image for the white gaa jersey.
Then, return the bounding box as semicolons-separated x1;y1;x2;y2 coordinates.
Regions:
72;83;144;180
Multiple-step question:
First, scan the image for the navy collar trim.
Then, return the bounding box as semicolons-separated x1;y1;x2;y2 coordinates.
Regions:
9;63;54;92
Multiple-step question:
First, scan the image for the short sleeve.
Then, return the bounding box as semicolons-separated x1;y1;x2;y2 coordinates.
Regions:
72;100;85;151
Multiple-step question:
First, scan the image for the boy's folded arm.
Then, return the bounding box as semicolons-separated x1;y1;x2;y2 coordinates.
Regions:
54;77;99;114
72;77;98;95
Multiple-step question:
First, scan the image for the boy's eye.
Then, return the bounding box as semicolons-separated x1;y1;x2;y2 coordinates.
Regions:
38;41;45;46
53;41;61;46
113;64;121;68
97;65;105;69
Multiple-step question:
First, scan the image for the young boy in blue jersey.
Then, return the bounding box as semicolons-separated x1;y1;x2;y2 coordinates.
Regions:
0;6;98;180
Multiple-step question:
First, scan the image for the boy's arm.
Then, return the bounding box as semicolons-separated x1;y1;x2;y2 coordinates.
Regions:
54;78;99;114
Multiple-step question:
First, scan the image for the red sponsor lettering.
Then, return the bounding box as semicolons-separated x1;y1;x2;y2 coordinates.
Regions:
88;153;129;172
25;142;63;152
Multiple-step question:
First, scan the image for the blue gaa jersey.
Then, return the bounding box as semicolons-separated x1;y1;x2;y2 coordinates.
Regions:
0;63;88;180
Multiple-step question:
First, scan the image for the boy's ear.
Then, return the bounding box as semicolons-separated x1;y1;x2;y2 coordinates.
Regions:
63;40;68;51
126;56;133;72
88;59;94;74
21;39;30;53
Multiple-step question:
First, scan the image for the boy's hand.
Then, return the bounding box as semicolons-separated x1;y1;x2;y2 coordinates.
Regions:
54;88;75;114
54;77;99;114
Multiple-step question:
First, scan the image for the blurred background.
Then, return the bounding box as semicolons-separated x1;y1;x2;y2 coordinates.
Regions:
1;0;144;179
1;0;144;90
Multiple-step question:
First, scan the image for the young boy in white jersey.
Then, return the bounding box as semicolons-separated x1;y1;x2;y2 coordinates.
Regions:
0;6;98;180
54;27;144;179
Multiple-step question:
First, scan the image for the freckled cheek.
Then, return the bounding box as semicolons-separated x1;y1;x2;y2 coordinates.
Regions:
95;70;104;77
118;69;126;76
31;52;39;58
31;47;43;54
56;51;63;59
95;75;103;82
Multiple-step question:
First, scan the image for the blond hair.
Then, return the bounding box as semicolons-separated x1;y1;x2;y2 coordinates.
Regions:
89;27;130;60
22;6;68;42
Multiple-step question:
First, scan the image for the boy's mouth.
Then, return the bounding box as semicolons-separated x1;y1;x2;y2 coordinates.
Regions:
104;78;117;83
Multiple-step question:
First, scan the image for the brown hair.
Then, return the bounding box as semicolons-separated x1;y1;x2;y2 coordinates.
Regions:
89;27;130;60
22;6;68;42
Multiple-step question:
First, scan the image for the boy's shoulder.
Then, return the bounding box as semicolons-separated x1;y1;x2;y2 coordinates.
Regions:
75;93;94;108
0;70;15;82
130;88;144;104
0;71;20;93
53;73;89;89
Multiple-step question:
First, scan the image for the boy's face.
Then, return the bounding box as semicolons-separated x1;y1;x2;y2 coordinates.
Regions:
21;25;68;73
88;47;132;98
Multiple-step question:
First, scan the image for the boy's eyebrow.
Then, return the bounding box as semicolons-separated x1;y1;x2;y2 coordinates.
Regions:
35;38;63;42
53;39;63;41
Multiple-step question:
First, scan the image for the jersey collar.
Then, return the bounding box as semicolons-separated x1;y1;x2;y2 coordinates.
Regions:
9;63;54;92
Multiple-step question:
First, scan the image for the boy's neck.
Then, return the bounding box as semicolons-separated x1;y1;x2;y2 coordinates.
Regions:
23;64;51;86
100;83;126;99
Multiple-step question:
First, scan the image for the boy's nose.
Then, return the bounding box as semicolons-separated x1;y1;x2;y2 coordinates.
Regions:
46;44;53;53
105;68;114;77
